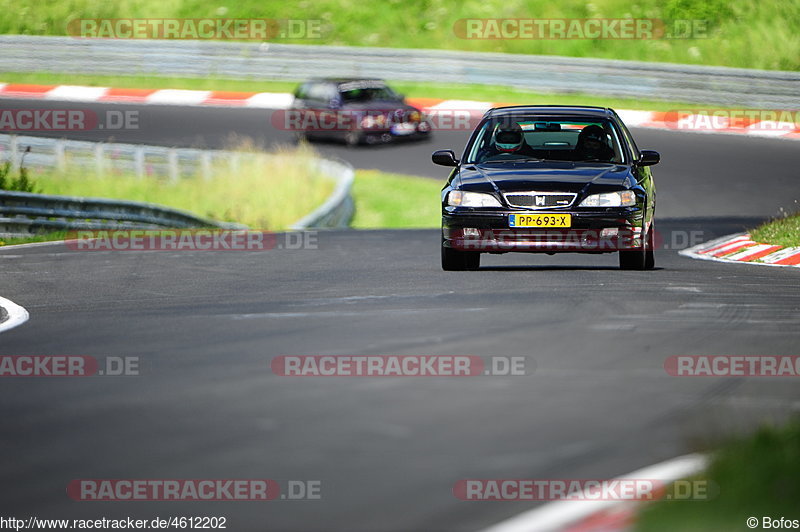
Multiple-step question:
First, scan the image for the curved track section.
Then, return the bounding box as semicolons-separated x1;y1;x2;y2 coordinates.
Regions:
1;99;799;532
1;98;798;219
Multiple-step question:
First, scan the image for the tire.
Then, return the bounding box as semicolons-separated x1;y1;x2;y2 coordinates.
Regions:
442;245;480;271
619;225;655;270
643;224;655;270
345;131;362;147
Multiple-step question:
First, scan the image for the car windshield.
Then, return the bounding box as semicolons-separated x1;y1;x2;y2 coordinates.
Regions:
339;86;400;103
465;115;626;164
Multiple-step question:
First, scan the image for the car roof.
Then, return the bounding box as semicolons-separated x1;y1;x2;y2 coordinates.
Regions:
308;78;386;85
485;105;615;118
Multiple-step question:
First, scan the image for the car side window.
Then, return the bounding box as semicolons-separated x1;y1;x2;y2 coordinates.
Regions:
324;85;340;102
294;83;310;100
307;83;330;102
605;123;626;163
466;121;493;163
616;118;640;161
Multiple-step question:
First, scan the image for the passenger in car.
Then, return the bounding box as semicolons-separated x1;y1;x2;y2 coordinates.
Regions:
574;125;615;162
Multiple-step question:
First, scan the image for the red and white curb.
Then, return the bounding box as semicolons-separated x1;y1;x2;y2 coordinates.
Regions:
2;82;800;140
480;453;708;532
0;82;294;109
680;233;800;268
0;295;29;334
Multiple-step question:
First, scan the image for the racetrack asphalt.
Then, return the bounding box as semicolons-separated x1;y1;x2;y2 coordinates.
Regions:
1;98;799;531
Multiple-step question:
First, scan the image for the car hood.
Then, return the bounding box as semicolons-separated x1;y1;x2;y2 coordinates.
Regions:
457;161;634;194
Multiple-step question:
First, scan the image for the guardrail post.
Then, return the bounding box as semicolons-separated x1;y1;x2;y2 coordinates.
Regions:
229;153;241;177
55;140;66;171
201;152;212;181
134;147;145;178
94;143;105;177
168;149;179;183
9;136;18;170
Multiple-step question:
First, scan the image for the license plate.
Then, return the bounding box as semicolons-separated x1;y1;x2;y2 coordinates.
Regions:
509;213;571;228
390;123;416;135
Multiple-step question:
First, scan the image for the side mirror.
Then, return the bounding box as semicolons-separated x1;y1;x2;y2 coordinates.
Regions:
638;150;660;166
432;150;459;167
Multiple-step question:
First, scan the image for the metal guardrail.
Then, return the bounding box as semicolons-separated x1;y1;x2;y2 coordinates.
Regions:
2;35;800;108
0;133;355;236
0;134;239;180
0;189;245;237
291;158;354;230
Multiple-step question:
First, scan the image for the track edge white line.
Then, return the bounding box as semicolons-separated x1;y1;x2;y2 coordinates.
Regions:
0;295;29;334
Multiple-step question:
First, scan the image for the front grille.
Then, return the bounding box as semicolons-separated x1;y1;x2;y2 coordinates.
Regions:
504;192;577;209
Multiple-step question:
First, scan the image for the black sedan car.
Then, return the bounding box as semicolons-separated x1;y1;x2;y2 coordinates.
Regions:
289;78;431;146
434;106;659;271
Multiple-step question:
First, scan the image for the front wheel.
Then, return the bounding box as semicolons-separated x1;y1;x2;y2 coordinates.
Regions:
442;245;480;271
344;131;362;147
619;226;655;270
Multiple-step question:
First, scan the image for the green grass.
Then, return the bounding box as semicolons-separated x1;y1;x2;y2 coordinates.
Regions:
750;214;800;247
636;419;800;532
351;170;441;229
21;143;334;231
1;0;798;71
0;231;70;247
0;71;738;113
0;164;442;248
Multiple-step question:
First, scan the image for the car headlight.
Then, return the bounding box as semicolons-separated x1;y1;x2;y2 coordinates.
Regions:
448;190;502;208
579;190;636;207
361;115;377;128
360;114;388;128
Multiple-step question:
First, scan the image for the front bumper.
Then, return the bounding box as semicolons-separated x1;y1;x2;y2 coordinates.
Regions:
360;121;431;142
442;209;646;253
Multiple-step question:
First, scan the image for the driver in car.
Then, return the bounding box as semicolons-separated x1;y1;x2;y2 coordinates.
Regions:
483;123;536;161
575;125;615;162
494;123;525;153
